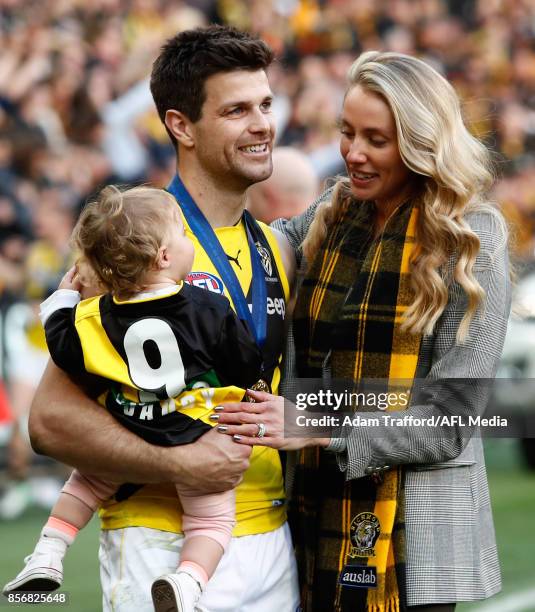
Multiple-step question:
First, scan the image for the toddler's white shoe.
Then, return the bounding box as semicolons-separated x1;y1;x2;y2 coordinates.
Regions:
151;571;202;612
2;537;64;595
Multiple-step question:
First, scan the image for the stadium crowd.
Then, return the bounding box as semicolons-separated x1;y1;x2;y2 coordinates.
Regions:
0;0;534;514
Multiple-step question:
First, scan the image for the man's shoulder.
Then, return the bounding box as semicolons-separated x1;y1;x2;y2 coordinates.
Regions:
251;217;278;245
250;216;287;259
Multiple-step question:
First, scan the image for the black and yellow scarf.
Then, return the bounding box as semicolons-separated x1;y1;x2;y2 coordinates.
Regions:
292;197;421;612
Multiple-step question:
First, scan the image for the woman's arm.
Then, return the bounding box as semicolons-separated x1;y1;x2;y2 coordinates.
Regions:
216;210;511;471
29;362;251;492
335;208;512;479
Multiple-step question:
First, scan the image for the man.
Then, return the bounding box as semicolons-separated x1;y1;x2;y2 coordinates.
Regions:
247;146;319;224
29;26;298;612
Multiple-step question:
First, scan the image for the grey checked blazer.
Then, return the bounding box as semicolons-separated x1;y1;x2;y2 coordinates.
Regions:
272;191;510;606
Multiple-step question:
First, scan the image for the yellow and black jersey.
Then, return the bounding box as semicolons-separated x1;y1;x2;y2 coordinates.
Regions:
99;209;289;536
45;283;262;447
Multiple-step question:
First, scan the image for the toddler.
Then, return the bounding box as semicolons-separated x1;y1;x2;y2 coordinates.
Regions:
3;186;263;612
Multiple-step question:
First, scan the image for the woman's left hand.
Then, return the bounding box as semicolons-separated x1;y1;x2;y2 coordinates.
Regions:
213;388;330;450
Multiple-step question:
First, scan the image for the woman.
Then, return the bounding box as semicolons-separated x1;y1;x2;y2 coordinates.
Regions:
216;51;510;611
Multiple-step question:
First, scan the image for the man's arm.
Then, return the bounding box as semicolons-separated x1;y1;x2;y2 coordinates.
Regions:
29;362;251;492
271;227;296;314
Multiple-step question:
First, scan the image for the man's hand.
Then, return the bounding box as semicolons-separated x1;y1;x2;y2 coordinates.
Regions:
167;428;251;493
30;362;252;489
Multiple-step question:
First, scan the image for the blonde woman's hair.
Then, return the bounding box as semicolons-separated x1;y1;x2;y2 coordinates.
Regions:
72;185;178;300
303;51;506;341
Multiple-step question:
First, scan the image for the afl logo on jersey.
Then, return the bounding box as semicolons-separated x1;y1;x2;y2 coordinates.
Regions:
185;272;224;294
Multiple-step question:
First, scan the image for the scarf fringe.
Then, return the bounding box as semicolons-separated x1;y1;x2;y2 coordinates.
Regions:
367;595;400;612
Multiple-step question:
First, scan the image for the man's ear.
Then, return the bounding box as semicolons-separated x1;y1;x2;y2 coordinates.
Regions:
165;110;194;149
156;245;171;269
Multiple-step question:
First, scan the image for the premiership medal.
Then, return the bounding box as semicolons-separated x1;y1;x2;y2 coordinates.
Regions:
248;379;271;402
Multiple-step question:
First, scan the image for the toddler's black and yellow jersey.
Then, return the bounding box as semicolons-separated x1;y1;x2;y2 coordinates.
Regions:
72;208;289;536
45;283;262;446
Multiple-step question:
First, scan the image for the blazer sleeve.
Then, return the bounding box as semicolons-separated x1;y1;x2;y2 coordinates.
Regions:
214;305;263;390
332;208;512;480
45;307;86;377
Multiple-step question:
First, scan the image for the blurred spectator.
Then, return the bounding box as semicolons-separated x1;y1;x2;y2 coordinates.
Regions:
0;0;533;226
0;0;535;509
0;186;77;519
247;146;319;223
0;188;31;297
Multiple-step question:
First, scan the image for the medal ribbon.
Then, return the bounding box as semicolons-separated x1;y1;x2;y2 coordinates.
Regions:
168;174;267;347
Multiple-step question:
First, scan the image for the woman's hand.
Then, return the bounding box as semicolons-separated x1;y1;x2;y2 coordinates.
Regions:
214;388;330;450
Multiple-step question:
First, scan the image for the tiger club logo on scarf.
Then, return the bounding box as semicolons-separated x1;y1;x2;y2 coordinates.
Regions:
339;512;381;591
349;512;381;558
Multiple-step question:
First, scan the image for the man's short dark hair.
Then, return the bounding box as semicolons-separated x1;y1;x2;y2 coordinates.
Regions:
150;25;274;145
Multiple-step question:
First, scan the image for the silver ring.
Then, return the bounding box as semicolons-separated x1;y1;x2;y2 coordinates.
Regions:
256;422;266;438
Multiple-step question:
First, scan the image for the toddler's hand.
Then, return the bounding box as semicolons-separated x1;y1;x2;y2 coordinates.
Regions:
58;266;82;292
77;260;105;299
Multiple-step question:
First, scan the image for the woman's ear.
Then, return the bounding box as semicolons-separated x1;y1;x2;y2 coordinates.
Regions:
165;110;194;149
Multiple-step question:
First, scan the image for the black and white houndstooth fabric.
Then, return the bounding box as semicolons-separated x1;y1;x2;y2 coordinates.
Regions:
272;196;510;605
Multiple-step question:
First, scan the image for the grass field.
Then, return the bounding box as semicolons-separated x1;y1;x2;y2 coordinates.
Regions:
0;439;534;611
459;440;535;612
0;509;100;611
